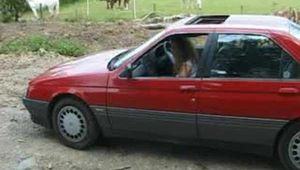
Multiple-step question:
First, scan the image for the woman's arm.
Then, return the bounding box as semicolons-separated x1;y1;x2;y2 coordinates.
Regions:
177;60;193;77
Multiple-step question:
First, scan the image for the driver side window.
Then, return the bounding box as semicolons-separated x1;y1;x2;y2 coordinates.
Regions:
131;34;209;78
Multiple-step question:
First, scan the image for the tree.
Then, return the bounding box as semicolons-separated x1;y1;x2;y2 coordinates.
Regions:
0;0;27;22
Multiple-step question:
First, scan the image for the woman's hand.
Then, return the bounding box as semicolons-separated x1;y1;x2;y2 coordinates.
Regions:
177;62;192;78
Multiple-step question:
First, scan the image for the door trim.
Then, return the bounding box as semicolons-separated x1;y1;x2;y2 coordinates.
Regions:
105;106;197;139
91;105;288;147
197;113;287;146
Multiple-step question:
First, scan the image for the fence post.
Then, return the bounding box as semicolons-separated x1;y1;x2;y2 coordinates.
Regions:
272;2;278;13
39;3;43;20
75;2;79;20
86;0;90;18
133;0;137;19
153;3;157;12
240;5;244;14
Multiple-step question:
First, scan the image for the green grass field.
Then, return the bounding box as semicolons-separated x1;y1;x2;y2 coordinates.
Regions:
30;0;300;21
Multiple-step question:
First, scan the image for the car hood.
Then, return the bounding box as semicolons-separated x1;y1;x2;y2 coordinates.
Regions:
30;49;128;87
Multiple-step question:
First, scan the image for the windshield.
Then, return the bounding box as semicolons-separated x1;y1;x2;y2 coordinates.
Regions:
110;30;166;70
290;22;300;40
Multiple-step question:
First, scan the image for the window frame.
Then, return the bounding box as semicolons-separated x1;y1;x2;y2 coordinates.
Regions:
119;33;215;80
203;32;298;80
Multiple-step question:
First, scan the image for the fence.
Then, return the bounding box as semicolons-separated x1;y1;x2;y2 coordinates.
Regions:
36;1;190;22
29;0;300;22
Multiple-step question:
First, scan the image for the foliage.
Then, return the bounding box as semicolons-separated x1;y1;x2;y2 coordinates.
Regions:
0;0;28;22
0;35;86;57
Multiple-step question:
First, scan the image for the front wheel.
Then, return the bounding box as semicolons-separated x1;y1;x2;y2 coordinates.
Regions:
278;122;300;170
52;98;100;149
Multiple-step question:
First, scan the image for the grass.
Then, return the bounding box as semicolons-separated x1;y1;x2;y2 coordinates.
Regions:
27;0;300;22
0;35;86;57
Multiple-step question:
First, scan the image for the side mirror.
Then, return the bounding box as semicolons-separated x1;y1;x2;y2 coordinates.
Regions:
124;64;134;79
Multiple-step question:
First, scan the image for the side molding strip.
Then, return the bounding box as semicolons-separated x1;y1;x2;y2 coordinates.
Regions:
90;106;112;129
90;105;288;147
197;113;288;146
106;107;197;139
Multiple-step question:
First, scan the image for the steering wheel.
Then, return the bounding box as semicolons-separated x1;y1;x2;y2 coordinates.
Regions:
163;41;175;65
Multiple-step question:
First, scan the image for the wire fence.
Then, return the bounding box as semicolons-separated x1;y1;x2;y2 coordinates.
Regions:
26;0;300;22
26;0;209;22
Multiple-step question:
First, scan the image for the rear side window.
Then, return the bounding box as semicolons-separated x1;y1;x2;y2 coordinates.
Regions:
209;34;300;79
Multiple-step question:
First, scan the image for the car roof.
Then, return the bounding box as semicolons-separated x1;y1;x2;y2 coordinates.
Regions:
225;15;289;26
169;15;291;33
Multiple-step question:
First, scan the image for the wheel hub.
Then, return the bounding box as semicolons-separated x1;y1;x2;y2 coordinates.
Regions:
57;106;87;142
289;131;300;168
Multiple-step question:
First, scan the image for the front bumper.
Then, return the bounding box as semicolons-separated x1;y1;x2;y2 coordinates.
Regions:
22;98;51;128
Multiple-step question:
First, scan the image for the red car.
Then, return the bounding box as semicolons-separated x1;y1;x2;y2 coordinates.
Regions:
23;15;300;170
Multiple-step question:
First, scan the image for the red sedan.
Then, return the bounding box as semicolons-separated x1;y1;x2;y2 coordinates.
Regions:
23;15;300;170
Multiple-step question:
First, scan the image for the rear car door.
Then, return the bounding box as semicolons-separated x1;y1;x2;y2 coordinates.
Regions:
106;33;211;140
197;33;298;148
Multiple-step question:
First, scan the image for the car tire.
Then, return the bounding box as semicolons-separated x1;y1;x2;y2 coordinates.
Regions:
278;122;300;170
52;98;100;149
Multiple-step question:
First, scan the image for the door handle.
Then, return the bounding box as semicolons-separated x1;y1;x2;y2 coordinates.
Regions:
201;83;223;90
279;88;299;94
180;85;198;91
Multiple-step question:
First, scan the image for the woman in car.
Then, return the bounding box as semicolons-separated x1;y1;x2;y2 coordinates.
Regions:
170;37;198;78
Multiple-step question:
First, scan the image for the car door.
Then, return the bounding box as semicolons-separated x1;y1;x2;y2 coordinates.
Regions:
106;33;211;140
196;33;296;147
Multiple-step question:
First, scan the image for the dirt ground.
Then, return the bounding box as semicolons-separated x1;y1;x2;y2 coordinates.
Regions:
0;22;284;170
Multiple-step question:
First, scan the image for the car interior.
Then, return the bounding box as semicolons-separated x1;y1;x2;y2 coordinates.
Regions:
131;35;206;78
210;34;300;79
126;33;300;80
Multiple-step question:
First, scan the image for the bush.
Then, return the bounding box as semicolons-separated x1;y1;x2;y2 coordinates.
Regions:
52;38;86;56
0;0;28;22
0;35;86;57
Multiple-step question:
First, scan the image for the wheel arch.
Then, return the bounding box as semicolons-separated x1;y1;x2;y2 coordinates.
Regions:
274;118;300;156
47;93;101;131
